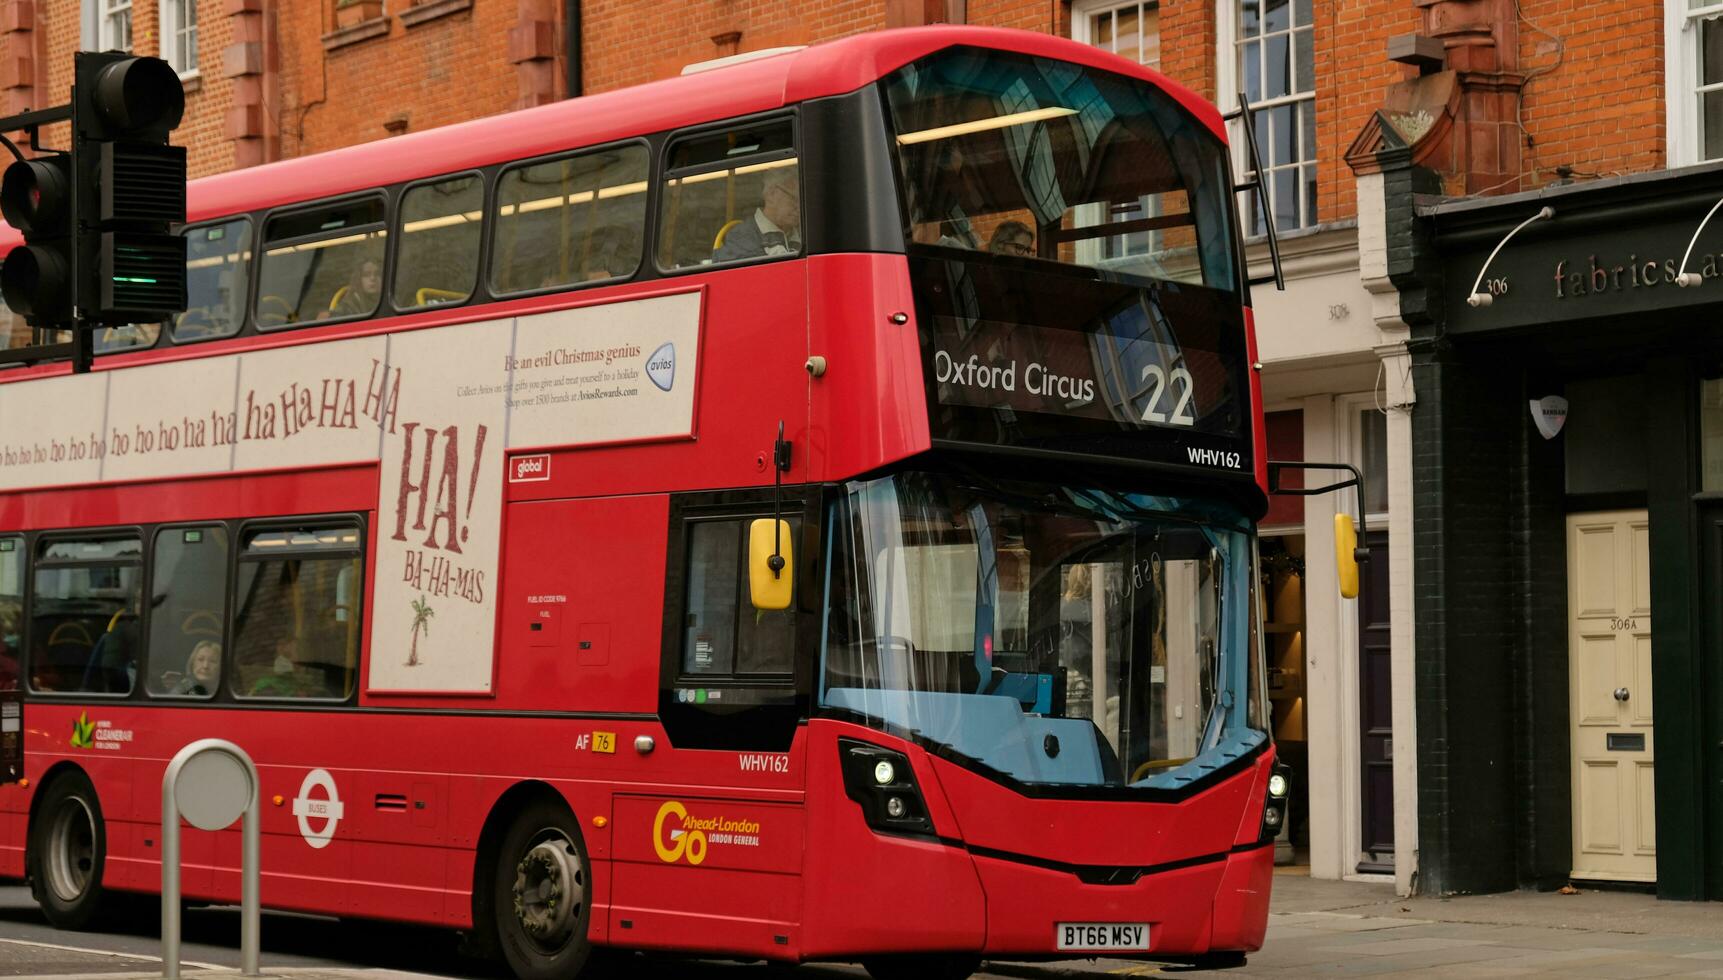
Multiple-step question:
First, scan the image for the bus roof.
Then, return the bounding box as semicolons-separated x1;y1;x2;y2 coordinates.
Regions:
167;26;1225;224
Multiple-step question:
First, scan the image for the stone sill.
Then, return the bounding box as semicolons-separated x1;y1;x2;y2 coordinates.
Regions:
322;16;389;52
179;71;203;96
400;0;473;28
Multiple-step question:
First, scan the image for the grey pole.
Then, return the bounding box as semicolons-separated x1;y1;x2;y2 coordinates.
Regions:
160;739;261;979
160;770;180;980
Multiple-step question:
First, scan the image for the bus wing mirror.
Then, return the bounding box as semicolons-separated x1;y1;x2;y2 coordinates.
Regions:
748;518;794;611
1268;460;1371;599
1335;514;1360;600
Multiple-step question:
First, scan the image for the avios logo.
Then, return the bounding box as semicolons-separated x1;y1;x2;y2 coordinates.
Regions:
646;343;675;392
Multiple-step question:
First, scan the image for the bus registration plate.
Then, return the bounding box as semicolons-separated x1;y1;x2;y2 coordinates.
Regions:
1055;922;1150;951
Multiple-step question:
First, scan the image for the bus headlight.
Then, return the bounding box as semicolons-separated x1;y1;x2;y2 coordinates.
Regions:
838;738;934;839
1261;763;1292;843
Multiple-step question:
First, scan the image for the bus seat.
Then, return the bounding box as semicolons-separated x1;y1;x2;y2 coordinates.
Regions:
46;621;93;650
415;287;466;307
712;219;742;251
328;285;350;311
257;295;294;327
181;610;221;637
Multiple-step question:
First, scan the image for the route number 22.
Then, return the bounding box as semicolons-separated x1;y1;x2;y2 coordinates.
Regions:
1141;365;1196;426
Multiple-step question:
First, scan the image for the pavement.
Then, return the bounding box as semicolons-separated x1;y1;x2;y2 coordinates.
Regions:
4;869;1723;978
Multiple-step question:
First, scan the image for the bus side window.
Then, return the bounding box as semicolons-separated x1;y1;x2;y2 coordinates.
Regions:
175;218;253;341
0;538;20;691
145;526;229;699
491;143;648;294
657;118;799;271
231;523;363;701
256;197;388;328
30;536;144;696
682;517;797;678
395;174;484;311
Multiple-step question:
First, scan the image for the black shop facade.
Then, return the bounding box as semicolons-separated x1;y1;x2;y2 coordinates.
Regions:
1399;162;1723;901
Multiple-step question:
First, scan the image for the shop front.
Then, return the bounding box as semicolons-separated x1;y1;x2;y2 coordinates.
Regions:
1407;163;1723;900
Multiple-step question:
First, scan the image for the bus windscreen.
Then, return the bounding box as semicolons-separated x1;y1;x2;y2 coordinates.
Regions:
884;47;1238;292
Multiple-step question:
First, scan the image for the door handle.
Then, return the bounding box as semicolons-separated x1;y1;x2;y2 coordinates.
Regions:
1613;687;1630;702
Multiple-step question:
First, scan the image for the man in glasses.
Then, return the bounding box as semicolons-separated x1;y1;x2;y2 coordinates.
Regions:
988;220;1036;257
713;166;802;262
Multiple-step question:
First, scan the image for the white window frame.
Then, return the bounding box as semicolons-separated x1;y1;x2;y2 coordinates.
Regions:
161;0;200;79
1217;0;1317;235
1071;0;1167;266
97;0;133;53
1669;0;1723;167
1071;0;1162;72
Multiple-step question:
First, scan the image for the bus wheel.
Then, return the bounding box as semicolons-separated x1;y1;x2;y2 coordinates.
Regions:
27;770;110;930
493;800;593;980
862;954;981;980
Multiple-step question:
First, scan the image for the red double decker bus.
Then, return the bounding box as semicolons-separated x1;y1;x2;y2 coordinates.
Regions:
0;26;1284;979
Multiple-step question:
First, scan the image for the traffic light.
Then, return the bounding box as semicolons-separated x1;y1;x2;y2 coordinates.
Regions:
0;153;75;325
72;51;186;323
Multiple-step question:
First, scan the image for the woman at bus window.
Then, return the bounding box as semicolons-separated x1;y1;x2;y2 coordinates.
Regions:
327;259;382;319
170;640;221;696
713;167;801;262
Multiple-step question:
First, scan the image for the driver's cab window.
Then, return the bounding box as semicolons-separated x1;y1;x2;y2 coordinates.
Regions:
682;517;797;677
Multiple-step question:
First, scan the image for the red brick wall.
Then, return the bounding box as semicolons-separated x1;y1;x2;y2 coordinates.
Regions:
1514;0;1664;183
0;0;1680;204
277;1;521;160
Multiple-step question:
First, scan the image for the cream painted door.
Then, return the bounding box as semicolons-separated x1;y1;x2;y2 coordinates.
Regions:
1567;511;1655;883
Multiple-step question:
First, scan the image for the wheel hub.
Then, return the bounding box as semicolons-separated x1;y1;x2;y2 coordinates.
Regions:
45;797;95;904
511;836;582;947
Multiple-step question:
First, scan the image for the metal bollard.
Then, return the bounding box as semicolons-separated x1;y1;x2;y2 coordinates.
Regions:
161;739;261;978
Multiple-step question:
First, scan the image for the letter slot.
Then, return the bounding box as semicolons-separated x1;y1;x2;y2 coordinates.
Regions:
1606;733;1646;752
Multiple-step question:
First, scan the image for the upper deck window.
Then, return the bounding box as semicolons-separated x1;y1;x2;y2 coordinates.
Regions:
883;48;1236;291
492;145;648;294
257;197;387;328
175;218;251;342
657;119;801;271
397;174;483;309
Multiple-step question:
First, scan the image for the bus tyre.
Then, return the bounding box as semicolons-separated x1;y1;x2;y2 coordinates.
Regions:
492;800;593;980
862;954;981;980
27;770;110;930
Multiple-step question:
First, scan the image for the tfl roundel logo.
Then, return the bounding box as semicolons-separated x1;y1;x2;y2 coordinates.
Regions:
646;343;675;392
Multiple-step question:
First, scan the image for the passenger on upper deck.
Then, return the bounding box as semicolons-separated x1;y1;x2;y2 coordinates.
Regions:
713;167;800;262
988;220;1035;257
326;259;382;319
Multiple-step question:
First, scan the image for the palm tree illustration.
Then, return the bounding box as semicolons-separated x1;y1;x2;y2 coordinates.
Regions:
407;595;435;666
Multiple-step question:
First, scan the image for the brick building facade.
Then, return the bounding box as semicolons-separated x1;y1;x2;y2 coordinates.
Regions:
1;0;1714;900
